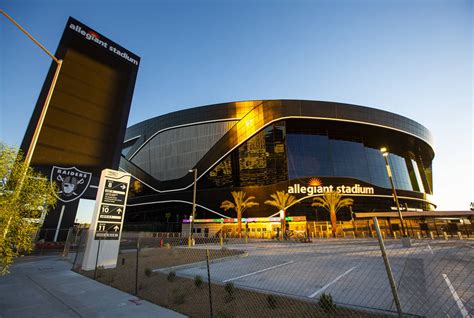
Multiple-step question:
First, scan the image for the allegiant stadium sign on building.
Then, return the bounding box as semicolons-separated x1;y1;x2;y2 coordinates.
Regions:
288;184;375;195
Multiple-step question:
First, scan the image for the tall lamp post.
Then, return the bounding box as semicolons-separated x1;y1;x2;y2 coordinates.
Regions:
188;168;198;246
380;148;411;247
1;10;63;167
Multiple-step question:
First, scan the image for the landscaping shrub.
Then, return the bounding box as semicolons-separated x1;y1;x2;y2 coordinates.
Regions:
224;281;235;302
171;288;186;305
267;294;277;309
318;292;336;313
224;281;235;296
144;268;152;277
194;275;203;288
167;271;176;282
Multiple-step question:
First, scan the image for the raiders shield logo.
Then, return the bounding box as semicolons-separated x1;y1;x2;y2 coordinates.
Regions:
50;166;92;202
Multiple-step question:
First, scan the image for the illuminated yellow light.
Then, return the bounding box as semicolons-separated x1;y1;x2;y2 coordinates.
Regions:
308;177;322;187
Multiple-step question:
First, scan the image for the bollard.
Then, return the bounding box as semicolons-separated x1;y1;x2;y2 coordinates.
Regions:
382;231;385;239
417;232;421;240
443;232;448;240
343;231;346;238
457;232;463;240
430;231;434;240
362;232;365;238
160;239;164;248
394;232;397;239
352;231;356;239
220;233;223;247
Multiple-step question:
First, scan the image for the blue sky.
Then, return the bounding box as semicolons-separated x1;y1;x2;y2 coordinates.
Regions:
1;0;472;211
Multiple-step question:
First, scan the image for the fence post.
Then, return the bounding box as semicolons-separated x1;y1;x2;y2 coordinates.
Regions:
93;239;101;280
443;232;448;240
135;236;140;295
373;217;403;318
72;230;85;270
62;227;74;257
206;249;214;318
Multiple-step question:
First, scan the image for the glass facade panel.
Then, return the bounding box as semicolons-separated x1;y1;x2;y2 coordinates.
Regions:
366;147;390;188
287;133;332;179
411;159;425;193
202;122;288;188
202;119;429;194
388;154;413;191
330;139;370;182
207;155;233;187
131;121;236;180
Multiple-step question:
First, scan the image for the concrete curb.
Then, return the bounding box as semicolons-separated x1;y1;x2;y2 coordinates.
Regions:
152;250;249;273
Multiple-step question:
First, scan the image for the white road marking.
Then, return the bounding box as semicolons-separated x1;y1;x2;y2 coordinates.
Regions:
222;261;295;282
308;266;357;298
442;274;470;318
427;243;434;254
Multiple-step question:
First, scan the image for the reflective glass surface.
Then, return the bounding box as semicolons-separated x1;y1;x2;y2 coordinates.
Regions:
201;119;432;194
388;154;413;191
202;122;288;187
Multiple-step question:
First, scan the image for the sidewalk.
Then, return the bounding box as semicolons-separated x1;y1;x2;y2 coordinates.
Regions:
0;255;187;318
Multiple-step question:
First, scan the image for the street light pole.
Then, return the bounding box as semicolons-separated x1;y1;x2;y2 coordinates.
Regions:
1;10;63;240
1;10;63;167
380;148;409;242
188;169;197;246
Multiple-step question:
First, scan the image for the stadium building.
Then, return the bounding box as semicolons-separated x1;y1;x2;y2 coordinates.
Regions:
120;100;435;236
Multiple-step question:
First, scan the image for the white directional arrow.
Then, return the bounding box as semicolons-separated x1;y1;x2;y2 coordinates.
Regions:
117;208;123;214
120;184;126;190
113;225;120;231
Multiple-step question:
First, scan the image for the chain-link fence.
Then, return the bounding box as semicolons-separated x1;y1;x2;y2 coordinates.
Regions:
30;227;87;256
72;220;473;318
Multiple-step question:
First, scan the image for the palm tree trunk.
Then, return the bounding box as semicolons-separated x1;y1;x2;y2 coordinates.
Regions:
237;209;242;239
281;209;286;240
330;209;337;238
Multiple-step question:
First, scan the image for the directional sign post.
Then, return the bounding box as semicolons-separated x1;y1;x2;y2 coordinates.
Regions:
82;169;131;270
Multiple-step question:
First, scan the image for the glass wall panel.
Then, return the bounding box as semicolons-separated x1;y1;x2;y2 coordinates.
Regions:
411;159;425;193
207;155;233;187
202;121;288;188
366;147;391;188
131;121;236;180
287;133;332;180
388;154;413;191
330;139;370;182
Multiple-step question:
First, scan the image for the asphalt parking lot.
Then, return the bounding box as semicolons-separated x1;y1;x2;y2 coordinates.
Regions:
160;239;473;317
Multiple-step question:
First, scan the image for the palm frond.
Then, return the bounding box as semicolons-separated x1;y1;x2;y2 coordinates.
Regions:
265;191;297;210
220;200;235;211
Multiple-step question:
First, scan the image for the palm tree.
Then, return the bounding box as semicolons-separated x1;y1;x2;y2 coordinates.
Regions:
312;191;353;237
220;191;259;238
265;191;297;239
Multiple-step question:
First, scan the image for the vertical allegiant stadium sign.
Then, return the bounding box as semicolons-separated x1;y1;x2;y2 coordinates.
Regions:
287;177;375;195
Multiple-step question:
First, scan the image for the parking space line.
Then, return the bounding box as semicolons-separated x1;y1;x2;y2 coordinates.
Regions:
222;261;295;283
442;274;470;317
427;243;434;254
308;266;357;298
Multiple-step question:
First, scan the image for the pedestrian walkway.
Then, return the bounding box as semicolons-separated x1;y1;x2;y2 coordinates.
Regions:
0;255;187;318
